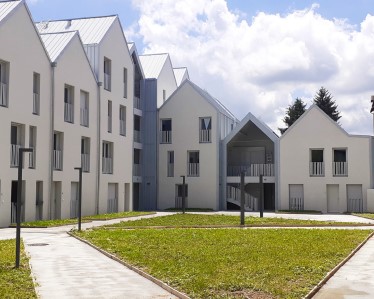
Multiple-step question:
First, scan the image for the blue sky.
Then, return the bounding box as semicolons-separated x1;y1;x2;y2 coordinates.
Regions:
26;0;374;134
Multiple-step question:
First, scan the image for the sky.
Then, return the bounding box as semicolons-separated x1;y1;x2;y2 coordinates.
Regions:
26;0;374;135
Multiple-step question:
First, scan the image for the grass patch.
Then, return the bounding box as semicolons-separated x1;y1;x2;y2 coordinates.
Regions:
0;239;36;298
75;228;371;298
165;208;214;212
105;213;362;228
352;213;374;220
83;211;155;220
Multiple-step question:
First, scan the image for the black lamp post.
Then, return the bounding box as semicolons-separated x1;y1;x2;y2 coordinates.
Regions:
240;171;245;225
74;167;82;231
180;175;186;214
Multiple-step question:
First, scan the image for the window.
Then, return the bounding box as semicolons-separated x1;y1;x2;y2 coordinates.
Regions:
167;151;174;177
119;105;126;136
104;57;111;91
175;184;188;208
102;141;113;174
64;85;74;123
10;124;24;167
160;119;172;143
187;151;199;177
199;117;212;143
0;60;9;107
333;149;348;176
309;149;324;176
33;73;40;115
133;148;141;176
134;115;141;142
81;137;90;172
53;132;63;170
80;90;89;127
163;89;166;102
123;68;128;98
108;100;112;133
29;126;37;169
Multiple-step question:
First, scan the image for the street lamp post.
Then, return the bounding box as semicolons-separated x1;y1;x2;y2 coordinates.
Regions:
15;147;33;268
240;171;245;225
74;167;82;231
180;175;186;214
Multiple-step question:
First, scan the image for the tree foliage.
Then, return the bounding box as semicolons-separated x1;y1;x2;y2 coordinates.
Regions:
279;98;306;134
313;87;341;122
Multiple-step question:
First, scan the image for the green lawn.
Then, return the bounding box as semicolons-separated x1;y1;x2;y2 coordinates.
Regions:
0;239;36;299
353;213;374;220
105;213;362;228
83;211;154;220
76;228;371;298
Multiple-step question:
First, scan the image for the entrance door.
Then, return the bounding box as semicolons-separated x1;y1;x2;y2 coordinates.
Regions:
327;184;339;213
124;183;130;211
289;184;304;210
107;183;118;213
347;184;363;212
53;182;62;219
70;182;79;218
36;181;43;220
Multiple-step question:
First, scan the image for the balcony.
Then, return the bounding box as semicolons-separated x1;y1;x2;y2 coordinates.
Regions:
102;157;113;174
227;164;274;177
29;147;36;169
134;96;141;110
134;129;141;143
81;153;90;172
161;130;172;144
188;162;199;177
0;82;7;107
53;150;63;170
10;144;21;167
332;162;348;176
120;120;126;136
64;102;74;123
33;93;40;115
133;163;141;176
80;108;88;127
104;73;111;91
199;129;211;143
309;162;324;176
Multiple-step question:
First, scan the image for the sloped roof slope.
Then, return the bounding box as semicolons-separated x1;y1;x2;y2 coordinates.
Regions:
173;67;189;86
139;53;169;79
36;15;117;44
40;31;77;62
0;0;22;24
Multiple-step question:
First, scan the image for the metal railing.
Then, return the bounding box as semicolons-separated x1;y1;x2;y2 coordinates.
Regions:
104;73;111;90
0;82;8;107
227;164;275;177
64;102;74;123
80;108;88;127
161;130;171;143
107;197;118;213
199;129;211;143
309;162;324;176
175;196;188;209
188;163;199;177
134;96;141;110
332;162;348;176
53;150;63;170
133;163;141;176
102;157;113;174
226;185;258;211
81;153;90;172
10;144;21;167
29;147;36;168
289;197;304;210
134;130;141;143
167;163;174;177
120;120;126;136
33;93;40;115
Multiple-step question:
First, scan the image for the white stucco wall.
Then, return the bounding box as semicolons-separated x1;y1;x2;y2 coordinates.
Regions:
158;82;220;210
0;4;52;227
280;106;372;213
156;57;177;108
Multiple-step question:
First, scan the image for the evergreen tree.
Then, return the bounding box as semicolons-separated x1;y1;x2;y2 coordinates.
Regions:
279;98;307;134
313;87;341;122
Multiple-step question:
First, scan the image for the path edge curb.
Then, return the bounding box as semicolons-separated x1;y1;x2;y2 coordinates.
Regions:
67;231;190;299
304;230;374;298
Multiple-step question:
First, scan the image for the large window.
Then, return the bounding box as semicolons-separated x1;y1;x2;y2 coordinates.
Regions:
160;119;172;143
199;117;212;143
0;60;9;107
333;148;347;176
33;73;40;115
53;132;63;170
29;126;37;169
123;67;128;98
64;85;74;123
80;90;89;127
81;137;90;173
104;57;111;91
107;100;112;133
187;151;199;177
167;151;174;177
119;105;126;136
309;149;324;176
102;141;113;174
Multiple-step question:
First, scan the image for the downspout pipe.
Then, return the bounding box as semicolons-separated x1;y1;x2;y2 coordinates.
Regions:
49;62;57;219
96;81;102;214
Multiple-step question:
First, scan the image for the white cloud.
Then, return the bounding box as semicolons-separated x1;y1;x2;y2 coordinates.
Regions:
130;0;374;135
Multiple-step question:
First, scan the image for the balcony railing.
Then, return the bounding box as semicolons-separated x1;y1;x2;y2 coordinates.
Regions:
53;149;62;170
161;130;172;143
33;93;40;115
29;147;36;168
332;162;348;176
188;162;199;177
104;73;111;91
227;164;275;177
81;153;90;172
108;116;112;133
199;129;211;143
120;120;126;136
309;162;324;176
80;108;88;127
10;144;21;167
175;196;188;209
107;197;118;213
64;102;74;123
0;82;8;107
167;163;174;177
134;96;141;110
133;163;141;176
134;130;141;143
289;197;304;211
102;157;113;174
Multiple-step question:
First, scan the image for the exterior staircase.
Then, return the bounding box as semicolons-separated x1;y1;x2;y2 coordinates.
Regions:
226;185;258;211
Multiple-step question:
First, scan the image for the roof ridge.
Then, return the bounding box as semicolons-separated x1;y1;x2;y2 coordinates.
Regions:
35;14;117;23
39;30;78;35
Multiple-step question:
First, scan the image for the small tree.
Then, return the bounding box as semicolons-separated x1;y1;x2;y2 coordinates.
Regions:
279;98;307;134
313;87;341;122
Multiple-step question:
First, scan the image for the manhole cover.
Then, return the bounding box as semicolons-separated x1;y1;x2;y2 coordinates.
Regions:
28;243;49;247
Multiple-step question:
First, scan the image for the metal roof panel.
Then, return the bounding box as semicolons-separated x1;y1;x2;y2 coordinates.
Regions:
0;0;22;23
139;53;169;79
173;67;189;86
40;31;77;62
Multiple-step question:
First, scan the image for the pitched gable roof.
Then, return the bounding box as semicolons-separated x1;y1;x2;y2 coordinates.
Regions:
36;15;117;44
138;53;169;79
0;0;22;24
173;67;189;86
40;31;77;62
